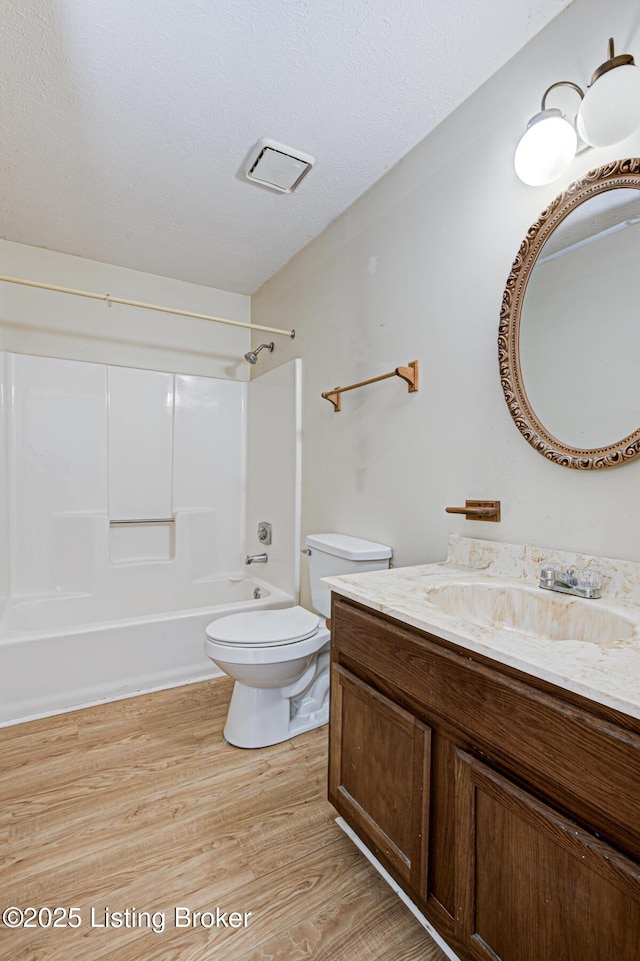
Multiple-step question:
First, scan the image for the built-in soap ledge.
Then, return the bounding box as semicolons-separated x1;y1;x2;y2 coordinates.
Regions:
109;517;175;563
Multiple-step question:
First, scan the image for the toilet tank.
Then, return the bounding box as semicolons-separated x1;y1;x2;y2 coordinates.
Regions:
305;533;392;618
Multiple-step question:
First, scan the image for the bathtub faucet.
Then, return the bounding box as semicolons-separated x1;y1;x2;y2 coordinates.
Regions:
245;553;268;565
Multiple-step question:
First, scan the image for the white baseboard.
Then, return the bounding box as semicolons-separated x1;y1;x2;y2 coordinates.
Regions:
335;816;462;961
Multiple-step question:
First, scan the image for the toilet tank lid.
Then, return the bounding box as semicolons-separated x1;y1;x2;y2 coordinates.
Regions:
305;533;392;561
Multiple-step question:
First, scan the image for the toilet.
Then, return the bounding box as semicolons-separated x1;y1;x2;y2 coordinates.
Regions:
204;533;391;748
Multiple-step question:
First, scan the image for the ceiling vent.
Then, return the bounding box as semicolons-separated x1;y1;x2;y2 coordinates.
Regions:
244;138;315;193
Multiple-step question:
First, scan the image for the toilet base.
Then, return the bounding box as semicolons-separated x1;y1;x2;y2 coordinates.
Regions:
223;649;330;748
289;700;329;738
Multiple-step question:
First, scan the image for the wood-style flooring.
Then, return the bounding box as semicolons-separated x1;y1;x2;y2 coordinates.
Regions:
0;677;447;960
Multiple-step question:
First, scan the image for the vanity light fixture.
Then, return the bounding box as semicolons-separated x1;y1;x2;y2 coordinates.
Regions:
515;37;640;186
514;81;583;187
577;38;640;147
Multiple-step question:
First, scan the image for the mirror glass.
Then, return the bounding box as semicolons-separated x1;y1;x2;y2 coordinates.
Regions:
519;189;640;449
499;159;640;469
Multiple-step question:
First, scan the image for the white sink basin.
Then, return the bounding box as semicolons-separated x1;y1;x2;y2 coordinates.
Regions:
424;582;636;645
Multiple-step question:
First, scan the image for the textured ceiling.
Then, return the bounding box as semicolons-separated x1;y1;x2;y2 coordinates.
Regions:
0;0;571;294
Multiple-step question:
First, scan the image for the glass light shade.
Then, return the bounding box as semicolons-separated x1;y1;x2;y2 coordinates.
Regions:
577;64;640;147
514;110;578;186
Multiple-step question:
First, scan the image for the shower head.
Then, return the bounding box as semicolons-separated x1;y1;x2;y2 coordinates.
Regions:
244;342;274;364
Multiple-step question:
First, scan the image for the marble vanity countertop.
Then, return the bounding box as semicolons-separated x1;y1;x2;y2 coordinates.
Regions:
323;535;640;721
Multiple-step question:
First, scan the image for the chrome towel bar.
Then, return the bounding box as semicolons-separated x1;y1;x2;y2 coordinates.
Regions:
109;518;175;526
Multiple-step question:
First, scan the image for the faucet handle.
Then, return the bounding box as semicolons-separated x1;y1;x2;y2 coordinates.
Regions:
539;565;555;583
577;568;603;592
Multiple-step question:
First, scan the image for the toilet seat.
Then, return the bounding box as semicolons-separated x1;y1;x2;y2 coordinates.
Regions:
205;606;320;648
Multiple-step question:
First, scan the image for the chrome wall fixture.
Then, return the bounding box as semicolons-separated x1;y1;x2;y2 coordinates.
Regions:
515;37;640;186
244;342;274;364
257;521;272;545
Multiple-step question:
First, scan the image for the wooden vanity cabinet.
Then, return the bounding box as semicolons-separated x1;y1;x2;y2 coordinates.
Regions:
328;595;640;961
329;665;431;898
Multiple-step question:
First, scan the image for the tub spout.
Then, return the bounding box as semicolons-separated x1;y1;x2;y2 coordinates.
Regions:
245;553;268;564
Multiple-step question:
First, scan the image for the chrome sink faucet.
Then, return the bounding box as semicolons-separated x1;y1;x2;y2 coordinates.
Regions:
539;565;602;599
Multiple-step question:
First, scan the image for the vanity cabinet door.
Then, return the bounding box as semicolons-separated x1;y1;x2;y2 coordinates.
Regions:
455;749;640;961
329;664;430;900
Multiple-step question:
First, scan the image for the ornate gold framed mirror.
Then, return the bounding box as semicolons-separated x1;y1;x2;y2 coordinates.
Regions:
499;157;640;469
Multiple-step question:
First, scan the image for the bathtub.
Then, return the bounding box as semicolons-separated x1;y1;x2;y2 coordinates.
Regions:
0;575;293;726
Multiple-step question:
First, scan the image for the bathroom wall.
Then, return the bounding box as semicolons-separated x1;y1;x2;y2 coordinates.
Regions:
251;0;640;600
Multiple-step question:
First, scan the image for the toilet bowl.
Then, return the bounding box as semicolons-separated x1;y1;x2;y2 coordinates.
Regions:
204;533;391;748
205;607;330;748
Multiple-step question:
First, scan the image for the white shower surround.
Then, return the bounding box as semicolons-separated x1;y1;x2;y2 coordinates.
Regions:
0;351;301;725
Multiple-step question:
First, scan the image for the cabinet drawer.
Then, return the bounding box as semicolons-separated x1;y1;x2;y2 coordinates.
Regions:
332;595;640;856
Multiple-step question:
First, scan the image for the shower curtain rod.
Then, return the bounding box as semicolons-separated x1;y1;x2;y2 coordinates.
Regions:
0;274;296;339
